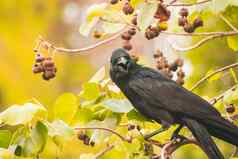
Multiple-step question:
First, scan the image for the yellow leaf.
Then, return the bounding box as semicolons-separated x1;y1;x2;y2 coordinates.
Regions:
86;3;108;22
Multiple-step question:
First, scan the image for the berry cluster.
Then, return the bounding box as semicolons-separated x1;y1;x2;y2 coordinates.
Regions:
154;50;185;85
178;8;203;33
77;132;95;147
127;124;141;131
225;104;236;114
122;1;134;15
121;28;137;51
144;3;170;40
32;53;57;81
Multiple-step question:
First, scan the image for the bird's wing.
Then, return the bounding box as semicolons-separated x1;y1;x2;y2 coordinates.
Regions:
128;67;221;121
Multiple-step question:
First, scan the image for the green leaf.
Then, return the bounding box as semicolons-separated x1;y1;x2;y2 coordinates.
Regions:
80;83;101;101
127;109;148;122
0;130;11;148
53;93;78;123
101;99;133;113
73;108;94;124
47;120;74;141
0;103;47;126
31;121;48;153
89;66;106;83
227;36;238;51
206;69;223;82
137;2;158;32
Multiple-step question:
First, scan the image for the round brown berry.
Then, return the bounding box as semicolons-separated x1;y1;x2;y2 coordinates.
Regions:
131;16;137;25
123;41;132;51
179;8;189;17
184;23;195;33
32;64;44;74
128;124;135;131
178;17;188;27
226;104;235;114
128;28;136;36
176;78;185;85
121;32;132;40
177;69;185;78
175;58;184;67
123;2;134;15
35;54;45;63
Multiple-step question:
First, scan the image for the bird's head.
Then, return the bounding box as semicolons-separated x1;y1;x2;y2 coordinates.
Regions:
110;48;135;82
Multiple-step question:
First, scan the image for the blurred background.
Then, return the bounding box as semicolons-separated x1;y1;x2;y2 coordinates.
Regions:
1;0;238;158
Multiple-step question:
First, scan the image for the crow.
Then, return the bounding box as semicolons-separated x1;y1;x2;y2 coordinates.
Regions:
110;48;238;159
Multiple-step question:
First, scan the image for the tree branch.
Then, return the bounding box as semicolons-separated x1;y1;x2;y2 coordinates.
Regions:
219;14;238;32
191;62;238;91
167;0;211;7
74;127;132;143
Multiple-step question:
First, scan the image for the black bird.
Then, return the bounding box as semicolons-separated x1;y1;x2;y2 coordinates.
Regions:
110;48;238;159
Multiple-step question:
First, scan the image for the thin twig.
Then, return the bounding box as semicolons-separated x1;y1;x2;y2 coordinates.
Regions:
38;28;126;54
167;0;211;7
169;32;238;52
95;145;114;159
190;63;238;91
161;31;238;36
209;85;237;105
74;127;132;143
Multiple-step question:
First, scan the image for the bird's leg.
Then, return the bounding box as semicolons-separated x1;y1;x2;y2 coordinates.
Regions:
170;124;186;141
143;125;169;140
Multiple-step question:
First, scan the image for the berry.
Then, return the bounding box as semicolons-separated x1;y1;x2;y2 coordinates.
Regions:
93;30;103;39
131;16;137;25
176;78;185;85
179;8;189;17
193;17;203;28
177;69;185;78
184;23;195;33
226;104;235;114
154;50;163;58
83;137;90;145
123;2;134;15
32;64;44;74
178;17;188;27
43;57;54;67
35;54;45;63
78;133;87;140
110;0;118;5
121;32;132;40
136;125;141;131
123;41;132;51
128;28;136;36
90;141;95;147
128;124;135;131
158;22;168;31
175;58;184;67
155;4;171;22
169;62;178;72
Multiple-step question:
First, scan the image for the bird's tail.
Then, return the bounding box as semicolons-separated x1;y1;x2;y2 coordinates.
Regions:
205;117;238;146
183;117;224;159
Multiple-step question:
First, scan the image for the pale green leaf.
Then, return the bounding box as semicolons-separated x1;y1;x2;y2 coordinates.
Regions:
101;99;133;113
47;120;74;140
137;2;158;32
54;93;78;123
102;22;126;34
0;103;47;126
79;19;98;37
86;3;108;22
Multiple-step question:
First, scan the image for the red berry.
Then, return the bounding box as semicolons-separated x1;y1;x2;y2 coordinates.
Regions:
178;17;188;27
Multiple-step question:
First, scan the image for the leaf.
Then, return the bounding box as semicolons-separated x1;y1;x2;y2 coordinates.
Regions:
223;86;238;105
101;99;134;113
87;118;117;143
80;83;101;101
47;120;74;141
53;93;78;123
137;2;158;32
102;22;126;34
130;0;144;8
79;19;98;37
73;108;94;124
227;36;238;51
0;148;13;159
0;103;47;126
80;153;96;159
89;66;106;83
86;3;108;22
31;121;48;153
127;109;148;122
0;130;11;148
